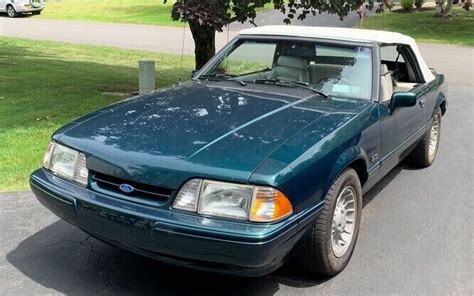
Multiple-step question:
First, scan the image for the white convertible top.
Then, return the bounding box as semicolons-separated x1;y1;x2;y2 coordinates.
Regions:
239;26;435;82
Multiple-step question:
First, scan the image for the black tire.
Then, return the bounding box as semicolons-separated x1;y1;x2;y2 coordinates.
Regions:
6;5;17;18
296;168;362;276
408;108;442;167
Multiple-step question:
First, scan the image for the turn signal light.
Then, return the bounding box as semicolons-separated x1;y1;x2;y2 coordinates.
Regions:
250;187;293;222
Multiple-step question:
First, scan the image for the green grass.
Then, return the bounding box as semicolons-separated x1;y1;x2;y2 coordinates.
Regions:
0;37;193;192
40;0;274;26
40;0;182;26
362;6;474;46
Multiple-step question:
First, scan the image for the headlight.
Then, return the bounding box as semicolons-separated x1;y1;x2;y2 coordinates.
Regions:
173;179;293;222
43;142;88;186
198;181;254;220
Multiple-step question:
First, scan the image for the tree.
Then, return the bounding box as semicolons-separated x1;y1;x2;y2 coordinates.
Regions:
435;0;455;16
437;0;472;16
165;0;373;70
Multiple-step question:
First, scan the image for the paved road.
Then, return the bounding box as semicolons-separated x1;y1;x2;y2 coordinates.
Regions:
0;45;473;294
0;10;360;56
230;9;361;30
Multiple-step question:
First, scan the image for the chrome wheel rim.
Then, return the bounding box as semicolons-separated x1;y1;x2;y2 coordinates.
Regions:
7;7;14;17
429;113;440;157
331;186;357;258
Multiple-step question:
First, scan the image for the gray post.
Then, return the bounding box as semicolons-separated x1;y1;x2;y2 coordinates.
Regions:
139;60;156;95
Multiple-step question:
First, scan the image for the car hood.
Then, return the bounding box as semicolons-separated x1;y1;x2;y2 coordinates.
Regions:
56;82;368;189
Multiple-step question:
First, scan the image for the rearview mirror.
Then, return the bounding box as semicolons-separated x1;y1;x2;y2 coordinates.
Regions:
390;92;417;112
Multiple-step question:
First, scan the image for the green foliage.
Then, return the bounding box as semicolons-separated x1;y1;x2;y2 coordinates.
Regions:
164;0;376;68
0;37;193;192
400;0;414;11
165;0;372;31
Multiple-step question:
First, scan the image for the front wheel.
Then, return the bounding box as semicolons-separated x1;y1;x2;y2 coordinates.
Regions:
296;168;362;276
408;108;442;167
7;5;17;18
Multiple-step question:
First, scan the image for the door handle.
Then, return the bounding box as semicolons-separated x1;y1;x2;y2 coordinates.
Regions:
419;98;426;108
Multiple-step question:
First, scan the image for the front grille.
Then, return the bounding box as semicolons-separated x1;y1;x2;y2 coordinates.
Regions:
91;172;173;202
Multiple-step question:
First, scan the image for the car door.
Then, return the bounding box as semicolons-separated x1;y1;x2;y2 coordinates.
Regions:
378;44;427;168
0;0;6;12
378;93;426;159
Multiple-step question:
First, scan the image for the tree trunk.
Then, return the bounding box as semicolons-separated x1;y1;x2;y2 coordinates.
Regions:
464;0;472;11
435;0;445;15
445;0;454;15
189;21;216;70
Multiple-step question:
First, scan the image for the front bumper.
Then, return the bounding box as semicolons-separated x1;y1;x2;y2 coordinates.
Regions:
30;169;321;277
15;4;43;13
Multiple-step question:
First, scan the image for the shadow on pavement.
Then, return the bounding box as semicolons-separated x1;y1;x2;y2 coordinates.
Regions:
6;165;404;295
0;13;35;18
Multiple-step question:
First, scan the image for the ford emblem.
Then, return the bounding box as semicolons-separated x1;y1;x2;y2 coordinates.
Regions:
119;184;135;194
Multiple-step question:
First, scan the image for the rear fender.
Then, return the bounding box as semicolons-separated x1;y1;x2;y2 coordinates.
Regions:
434;74;448;116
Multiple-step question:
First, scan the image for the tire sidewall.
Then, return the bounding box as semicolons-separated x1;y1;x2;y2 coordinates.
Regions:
427;109;442;164
7;5;16;17
323;169;363;273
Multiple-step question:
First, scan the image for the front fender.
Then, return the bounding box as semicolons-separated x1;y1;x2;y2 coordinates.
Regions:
327;146;369;191
251;103;378;215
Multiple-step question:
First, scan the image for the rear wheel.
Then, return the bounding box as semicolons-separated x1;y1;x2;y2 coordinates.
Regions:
7;5;17;18
408;108;442;167
296;168;362;276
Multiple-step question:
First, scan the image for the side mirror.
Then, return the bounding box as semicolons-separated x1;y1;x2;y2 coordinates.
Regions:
191;70;199;79
390;92;417;112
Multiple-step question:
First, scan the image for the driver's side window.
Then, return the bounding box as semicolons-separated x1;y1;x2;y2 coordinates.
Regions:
380;45;420;103
216;42;276;77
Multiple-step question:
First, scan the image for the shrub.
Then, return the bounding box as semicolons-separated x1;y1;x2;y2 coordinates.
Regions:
400;0;414;10
415;0;425;8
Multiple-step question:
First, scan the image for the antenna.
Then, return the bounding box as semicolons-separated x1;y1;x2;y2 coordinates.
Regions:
178;21;187;84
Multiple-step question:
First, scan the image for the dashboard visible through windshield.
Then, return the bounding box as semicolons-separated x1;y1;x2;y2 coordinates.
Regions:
198;38;373;100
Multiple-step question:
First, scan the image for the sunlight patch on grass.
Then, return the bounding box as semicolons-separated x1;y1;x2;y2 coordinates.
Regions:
40;0;182;26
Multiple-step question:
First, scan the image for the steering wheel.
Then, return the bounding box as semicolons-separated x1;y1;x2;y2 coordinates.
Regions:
315;76;353;87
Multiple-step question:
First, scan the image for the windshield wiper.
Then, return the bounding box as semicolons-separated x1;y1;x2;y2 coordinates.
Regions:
253;79;329;99
197;73;247;86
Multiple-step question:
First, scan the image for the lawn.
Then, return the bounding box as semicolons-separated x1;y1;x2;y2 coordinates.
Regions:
362;6;473;46
0;37;193;192
40;0;273;26
40;0;181;26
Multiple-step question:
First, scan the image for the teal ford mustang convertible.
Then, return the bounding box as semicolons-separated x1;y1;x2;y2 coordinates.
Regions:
30;26;448;277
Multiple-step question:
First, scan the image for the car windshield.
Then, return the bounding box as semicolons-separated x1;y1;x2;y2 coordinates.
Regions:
198;38;373;100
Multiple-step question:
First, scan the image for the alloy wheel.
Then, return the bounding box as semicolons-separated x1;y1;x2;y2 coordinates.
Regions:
429;112;441;159
331;185;357;258
7;6;15;17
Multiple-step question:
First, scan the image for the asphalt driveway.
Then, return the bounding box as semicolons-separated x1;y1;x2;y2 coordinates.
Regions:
0;37;473;295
